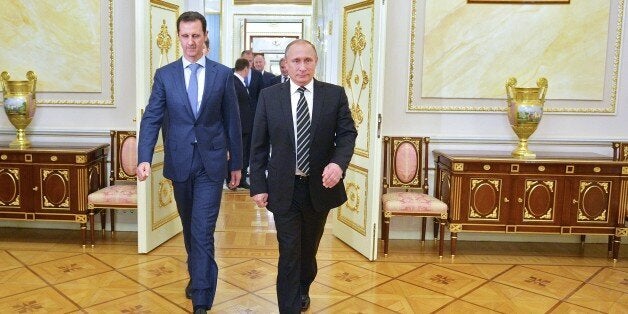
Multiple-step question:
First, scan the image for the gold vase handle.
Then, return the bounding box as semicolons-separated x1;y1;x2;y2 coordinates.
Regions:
537;77;548;102
26;71;37;92
0;71;9;93
505;77;517;100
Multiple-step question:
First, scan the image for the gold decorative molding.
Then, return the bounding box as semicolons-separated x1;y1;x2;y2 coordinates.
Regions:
150;0;180;89
523;180;554;221
1;154;7;160
469;179;499;219
453;163;464;172
337;163;368;236
158;179;174;207
76;155;87;164
75;215;87;223
450;223;462;232
616;228;628;237
577;181;610;222
407;0;624;113
342;0;374;158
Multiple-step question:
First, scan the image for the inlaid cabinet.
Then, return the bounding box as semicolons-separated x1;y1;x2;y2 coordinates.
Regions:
0;143;108;246
434;150;628;260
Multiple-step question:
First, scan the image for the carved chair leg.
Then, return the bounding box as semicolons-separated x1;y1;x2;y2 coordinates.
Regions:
89;211;95;247
433;218;439;242
110;210;116;236
580;235;586;247
382;212;390;257
608;235;614;255
100;209;106;235
421;217;427;245
438;219;445;259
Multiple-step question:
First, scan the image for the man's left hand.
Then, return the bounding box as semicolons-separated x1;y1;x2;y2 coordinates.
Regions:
228;170;241;189
322;163;343;188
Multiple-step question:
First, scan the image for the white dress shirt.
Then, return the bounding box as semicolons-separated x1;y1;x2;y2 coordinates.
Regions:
290;79;314;176
182;56;206;112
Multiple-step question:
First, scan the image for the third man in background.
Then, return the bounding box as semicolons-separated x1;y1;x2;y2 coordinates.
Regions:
253;53;276;87
269;57;289;85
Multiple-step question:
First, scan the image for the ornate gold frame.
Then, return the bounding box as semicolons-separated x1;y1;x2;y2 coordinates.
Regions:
407;0;624;113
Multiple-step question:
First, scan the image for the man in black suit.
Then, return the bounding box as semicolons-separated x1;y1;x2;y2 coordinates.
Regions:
240;50;263;113
249;39;357;313
269;57;289;86
228;58;253;189
253;53;277;87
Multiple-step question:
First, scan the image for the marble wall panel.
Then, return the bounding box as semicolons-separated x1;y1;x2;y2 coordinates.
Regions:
0;0;101;93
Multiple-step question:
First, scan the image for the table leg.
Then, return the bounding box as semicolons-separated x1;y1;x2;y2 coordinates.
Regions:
438;220;445;260
451;232;457;261
81;223;87;249
613;235;621;262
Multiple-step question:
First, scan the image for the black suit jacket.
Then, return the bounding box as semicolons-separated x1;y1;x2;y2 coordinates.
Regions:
247;69;264;115
269;75;288;86
260;71;276;88
249;80;357;212
233;75;253;134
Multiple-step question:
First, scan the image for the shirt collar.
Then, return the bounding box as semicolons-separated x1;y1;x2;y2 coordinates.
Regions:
290;79;314;95
234;72;245;83
182;56;206;69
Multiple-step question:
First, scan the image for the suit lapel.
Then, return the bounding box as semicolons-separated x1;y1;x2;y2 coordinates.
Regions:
198;58;217;118
280;83;295;148
310;79;324;140
172;59;195;118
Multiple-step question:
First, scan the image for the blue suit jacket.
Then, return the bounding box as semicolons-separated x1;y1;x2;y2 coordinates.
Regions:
138;57;242;182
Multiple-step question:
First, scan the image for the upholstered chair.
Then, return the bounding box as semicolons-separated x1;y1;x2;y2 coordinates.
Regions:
87;130;137;246
381;136;448;258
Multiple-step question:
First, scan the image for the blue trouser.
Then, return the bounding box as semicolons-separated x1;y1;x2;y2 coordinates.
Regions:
172;146;222;309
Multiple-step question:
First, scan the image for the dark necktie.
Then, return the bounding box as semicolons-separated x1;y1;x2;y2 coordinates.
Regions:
283;75;288;83
187;63;201;117
296;86;311;175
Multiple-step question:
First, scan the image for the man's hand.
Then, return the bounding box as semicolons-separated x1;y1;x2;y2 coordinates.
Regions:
136;162;151;181
252;193;268;208
228;170;241;190
322;162;343;188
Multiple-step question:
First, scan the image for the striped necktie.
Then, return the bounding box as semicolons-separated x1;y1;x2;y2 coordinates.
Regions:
296;86;311;175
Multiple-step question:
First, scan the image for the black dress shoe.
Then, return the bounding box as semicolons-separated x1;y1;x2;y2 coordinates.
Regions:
301;295;310;311
193;307;207;314
185;280;192;299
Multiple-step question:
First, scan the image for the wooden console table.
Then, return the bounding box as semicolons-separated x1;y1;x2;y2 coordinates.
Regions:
433;150;628;261
0;143;108;247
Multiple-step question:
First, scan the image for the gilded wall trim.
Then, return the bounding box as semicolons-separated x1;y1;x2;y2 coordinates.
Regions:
150;162;179;230
407;0;624;113
149;0;180;88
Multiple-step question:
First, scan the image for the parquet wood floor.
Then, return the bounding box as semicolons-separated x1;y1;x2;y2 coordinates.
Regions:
1;190;627;313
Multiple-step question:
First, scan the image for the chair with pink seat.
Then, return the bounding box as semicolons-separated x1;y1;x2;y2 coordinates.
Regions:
87;130;137;245
381;136;448;258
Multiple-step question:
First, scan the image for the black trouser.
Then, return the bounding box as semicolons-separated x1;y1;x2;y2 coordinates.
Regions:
273;176;329;313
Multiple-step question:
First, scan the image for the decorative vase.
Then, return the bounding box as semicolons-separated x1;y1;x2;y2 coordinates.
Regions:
506;77;547;159
1;71;37;149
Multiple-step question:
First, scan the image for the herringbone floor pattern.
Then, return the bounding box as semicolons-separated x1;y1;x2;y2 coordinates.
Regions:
0;190;627;313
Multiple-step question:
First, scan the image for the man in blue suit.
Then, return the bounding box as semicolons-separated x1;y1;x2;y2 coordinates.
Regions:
137;11;242;314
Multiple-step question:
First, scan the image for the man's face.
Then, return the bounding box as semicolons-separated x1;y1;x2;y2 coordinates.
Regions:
178;20;207;62
253;55;265;71
242;52;254;67
286;42;317;86
279;59;288;76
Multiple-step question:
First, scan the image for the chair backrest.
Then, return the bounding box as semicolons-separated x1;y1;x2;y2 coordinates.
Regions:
382;136;430;194
612;142;628;161
110;130;137;184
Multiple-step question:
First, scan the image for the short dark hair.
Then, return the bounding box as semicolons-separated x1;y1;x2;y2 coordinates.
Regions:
284;39;317;57
234;58;250;71
241;49;253;57
204;38;210;48
177;11;206;34
253;53;265;58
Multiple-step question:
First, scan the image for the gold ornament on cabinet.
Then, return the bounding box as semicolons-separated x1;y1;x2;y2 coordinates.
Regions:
506;77;547;159
1;71;37;149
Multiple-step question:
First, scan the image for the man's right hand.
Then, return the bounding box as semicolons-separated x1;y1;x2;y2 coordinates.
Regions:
136;162;151;181
252;193;268;208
